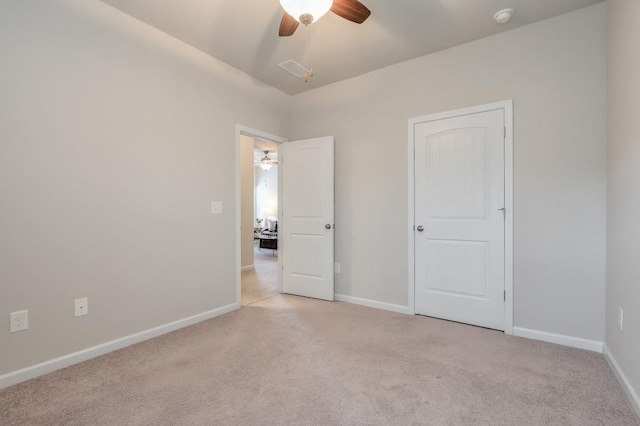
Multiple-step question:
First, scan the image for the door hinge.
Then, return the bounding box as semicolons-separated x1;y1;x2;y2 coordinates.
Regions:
504;290;506;301
504;127;506;139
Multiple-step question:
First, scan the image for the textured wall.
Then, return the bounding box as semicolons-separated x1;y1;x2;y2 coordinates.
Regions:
241;135;255;268
605;0;640;413
0;0;288;375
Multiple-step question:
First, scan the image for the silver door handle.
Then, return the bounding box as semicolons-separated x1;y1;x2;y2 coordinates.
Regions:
325;224;332;230
416;225;424;232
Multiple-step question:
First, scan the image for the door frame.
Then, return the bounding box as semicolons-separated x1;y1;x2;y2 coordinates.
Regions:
407;100;514;334
235;125;287;306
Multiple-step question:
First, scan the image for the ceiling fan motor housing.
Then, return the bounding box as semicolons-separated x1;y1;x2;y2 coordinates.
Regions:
299;13;314;25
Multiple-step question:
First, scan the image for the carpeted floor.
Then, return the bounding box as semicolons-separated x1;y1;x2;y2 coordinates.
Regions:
1;255;638;425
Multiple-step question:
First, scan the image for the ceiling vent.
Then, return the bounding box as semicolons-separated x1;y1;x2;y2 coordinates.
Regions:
278;60;312;79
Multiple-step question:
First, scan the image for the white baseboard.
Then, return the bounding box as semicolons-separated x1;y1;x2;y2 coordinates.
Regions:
603;344;640;419
512;327;603;353
335;294;411;315
241;265;255;272
0;302;240;389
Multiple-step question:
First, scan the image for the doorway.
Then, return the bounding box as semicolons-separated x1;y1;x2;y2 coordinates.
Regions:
236;126;286;306
408;101;514;333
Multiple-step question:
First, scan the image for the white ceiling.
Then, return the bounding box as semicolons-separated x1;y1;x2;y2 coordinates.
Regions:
98;0;601;95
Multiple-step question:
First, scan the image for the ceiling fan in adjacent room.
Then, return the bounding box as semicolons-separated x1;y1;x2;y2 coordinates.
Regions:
279;0;371;37
255;151;278;171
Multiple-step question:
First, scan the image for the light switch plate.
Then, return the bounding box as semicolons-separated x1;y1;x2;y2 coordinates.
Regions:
211;201;223;214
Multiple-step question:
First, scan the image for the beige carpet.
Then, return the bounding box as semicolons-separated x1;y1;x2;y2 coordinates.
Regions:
2;289;639;424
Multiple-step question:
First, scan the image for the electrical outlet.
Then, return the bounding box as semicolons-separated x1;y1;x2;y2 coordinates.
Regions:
75;298;88;317
618;307;624;330
10;310;28;333
211;201;222;214
334;262;341;274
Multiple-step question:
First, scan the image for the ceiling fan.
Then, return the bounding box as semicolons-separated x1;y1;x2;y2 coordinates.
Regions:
279;0;371;37
255;151;278;171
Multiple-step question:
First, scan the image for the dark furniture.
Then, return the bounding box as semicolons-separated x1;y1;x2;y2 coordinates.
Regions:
258;236;278;250
255;221;278;253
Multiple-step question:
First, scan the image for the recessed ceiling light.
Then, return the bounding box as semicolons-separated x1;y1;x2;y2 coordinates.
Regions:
494;8;514;24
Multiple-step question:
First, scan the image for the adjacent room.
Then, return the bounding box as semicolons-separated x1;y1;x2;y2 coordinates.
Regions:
240;134;280;305
1;0;639;424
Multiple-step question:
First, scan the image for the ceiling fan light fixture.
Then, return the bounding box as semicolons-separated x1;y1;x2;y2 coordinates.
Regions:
260;151;273;171
260;161;272;171
279;0;333;25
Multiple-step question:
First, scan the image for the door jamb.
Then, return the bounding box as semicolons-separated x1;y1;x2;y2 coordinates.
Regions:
407;100;514;334
235;125;287;306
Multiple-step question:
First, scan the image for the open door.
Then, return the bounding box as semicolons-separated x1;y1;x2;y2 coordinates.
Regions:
280;136;334;301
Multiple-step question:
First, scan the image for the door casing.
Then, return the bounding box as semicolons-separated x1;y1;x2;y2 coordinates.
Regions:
407;101;514;334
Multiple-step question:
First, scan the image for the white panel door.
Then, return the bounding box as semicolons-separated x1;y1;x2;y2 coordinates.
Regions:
414;109;505;330
281;137;334;301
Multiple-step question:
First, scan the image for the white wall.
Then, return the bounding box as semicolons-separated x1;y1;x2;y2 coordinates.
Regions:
290;5;607;341
255;165;278;224
0;0;288;375
240;135;255;269
605;0;640;413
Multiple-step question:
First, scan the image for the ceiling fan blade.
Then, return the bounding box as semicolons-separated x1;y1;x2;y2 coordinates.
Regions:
279;13;299;37
331;0;371;24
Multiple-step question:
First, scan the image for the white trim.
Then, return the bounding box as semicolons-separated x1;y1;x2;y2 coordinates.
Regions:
277;140;283;294
0;302;239;389
512;327;603;353
335;294;412;315
407;121;416;315
408;100;514;333
241;265;255;272
603;344;640;419
235;125;287;305
503;102;514;334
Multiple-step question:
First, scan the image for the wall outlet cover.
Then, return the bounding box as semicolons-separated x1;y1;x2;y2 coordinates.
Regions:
211;201;223;214
10;310;29;333
618;307;623;330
